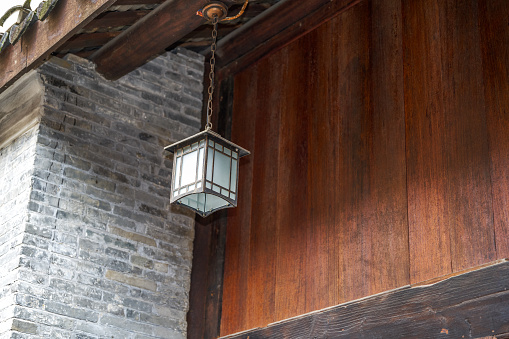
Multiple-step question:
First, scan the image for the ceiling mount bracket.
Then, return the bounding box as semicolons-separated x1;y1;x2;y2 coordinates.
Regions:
201;2;228;21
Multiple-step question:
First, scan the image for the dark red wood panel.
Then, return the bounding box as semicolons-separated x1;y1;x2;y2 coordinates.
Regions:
274;44;307;321
305;24;333;313
331;0;373;304
245;55;281;329
403;0;452;284
219;0;507;335
403;0;496;283
440;0;495;272
220;69;257;335
480;0;509;259
367;0;409;294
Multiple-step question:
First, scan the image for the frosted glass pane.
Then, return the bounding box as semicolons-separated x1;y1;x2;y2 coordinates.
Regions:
212;185;221;193
209;140;214;146
206;182;212;189
213;151;231;189
230;193;236;200
179;188;186;195
230;159;237;193
181;150;198;186
191;142;198;150
189;184;195;191
199;140;205;147
215;143;223;151
204;194;229;212
224;148;231;156
232;151;238;159
177;193;229;215
206;147;214;181
174;156;182;189
197;182;202;189
197;148;204;181
173;191;179;197
176;149;182;156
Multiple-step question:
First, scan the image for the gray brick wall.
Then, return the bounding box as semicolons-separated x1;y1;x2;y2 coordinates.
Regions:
0;48;204;339
0;127;39;338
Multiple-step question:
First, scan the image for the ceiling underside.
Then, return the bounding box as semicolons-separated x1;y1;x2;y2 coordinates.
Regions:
53;0;280;59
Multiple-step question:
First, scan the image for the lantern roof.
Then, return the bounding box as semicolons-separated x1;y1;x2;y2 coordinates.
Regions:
164;130;250;158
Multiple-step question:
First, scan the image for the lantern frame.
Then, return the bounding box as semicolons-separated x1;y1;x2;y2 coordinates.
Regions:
165;129;249;217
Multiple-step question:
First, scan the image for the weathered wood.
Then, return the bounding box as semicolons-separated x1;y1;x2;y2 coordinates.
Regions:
440;0;495;272
221;1;413;332
0;71;44;149
305;22;333;313
220;261;509;339
403;0;496;284
59;31;122;51
220;71;257;335
245;56;280;330
216;0;362;79
365;0;409;296
274;43;307;321
0;0;116;93
91;0;205;80
480;0;509;259
113;0;164;5
83;10;150;31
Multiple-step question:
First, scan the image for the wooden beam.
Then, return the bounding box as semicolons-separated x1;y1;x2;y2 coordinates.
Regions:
91;0;207;80
216;0;362;78
82;10;151;31
113;0;165;5
0;0;117;94
221;260;509;338
59;31;122;51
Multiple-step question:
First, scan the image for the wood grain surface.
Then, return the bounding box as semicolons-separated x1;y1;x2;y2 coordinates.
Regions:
480;0;509;259
219;0;509;335
222;261;509;338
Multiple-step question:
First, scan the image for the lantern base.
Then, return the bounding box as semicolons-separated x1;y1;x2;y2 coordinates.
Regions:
175;192;233;217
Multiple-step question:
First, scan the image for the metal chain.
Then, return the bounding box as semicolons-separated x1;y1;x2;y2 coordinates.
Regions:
205;15;219;131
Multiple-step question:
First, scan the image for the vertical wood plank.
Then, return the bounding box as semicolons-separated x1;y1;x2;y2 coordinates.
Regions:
403;0;453;283
368;0;410;294
480;0;509;259
220;69;257;335
245;55;281;328
332;1;373;303
440;0;495;272
274;43;308;321
305;24;333;313
404;0;496;283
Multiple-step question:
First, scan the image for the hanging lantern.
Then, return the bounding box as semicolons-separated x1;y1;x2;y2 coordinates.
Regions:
165;1;250;217
165;130;249;217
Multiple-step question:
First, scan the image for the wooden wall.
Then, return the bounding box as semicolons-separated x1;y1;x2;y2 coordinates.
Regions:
220;0;509;335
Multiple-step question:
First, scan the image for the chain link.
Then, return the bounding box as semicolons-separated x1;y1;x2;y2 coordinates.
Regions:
205;16;219;131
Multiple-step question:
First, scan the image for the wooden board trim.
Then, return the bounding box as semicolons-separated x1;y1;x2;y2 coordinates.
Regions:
220;260;509;338
0;0;117;94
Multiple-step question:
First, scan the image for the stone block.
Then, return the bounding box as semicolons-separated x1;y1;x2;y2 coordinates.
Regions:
105;270;157;292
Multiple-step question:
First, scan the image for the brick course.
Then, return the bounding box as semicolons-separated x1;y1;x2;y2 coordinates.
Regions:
0;48;204;339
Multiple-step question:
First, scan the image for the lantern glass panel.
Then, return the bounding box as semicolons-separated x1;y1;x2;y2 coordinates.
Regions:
181;151;198;186
230;159;237;193
174;156;181;188
213;150;231;189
